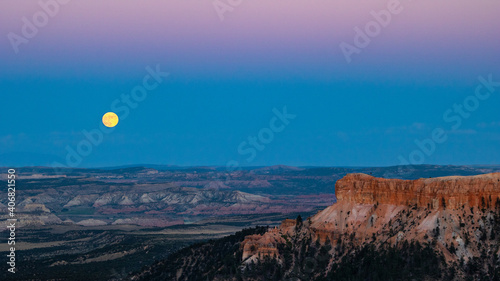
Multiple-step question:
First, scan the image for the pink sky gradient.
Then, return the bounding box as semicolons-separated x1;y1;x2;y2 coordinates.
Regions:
1;0;499;81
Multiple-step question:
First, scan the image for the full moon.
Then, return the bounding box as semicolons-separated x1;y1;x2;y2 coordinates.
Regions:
102;112;119;127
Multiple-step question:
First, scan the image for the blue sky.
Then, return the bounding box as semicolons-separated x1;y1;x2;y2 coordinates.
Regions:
0;0;499;167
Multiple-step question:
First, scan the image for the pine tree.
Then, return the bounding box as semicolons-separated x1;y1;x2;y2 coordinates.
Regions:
296;215;303;225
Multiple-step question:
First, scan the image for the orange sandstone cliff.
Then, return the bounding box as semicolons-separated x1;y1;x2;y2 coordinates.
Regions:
336;173;500;209
241;173;500;264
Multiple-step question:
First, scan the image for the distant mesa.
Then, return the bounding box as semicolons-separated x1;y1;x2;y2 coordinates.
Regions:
252;165;305;173
77;219;107;227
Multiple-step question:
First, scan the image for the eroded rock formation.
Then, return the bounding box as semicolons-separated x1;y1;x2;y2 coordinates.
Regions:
241;173;500;264
336;173;500;209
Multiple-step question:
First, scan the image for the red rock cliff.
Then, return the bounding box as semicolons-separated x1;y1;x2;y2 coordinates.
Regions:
336;173;500;209
242;173;500;264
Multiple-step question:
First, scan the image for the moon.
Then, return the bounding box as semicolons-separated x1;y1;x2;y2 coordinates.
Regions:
102;112;119;128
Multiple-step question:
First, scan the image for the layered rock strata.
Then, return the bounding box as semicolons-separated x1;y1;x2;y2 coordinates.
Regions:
242;173;500;263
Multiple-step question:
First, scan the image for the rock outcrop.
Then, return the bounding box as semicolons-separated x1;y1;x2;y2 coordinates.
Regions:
241;173;500;265
336;173;500;209
241;219;297;262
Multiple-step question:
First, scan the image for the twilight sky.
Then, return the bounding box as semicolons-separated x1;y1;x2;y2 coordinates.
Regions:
0;0;499;167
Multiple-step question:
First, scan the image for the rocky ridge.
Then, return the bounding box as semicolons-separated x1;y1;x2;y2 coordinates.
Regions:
239;173;500;280
336;173;500;209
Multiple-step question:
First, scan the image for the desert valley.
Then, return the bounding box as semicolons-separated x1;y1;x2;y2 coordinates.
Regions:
1;165;500;280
